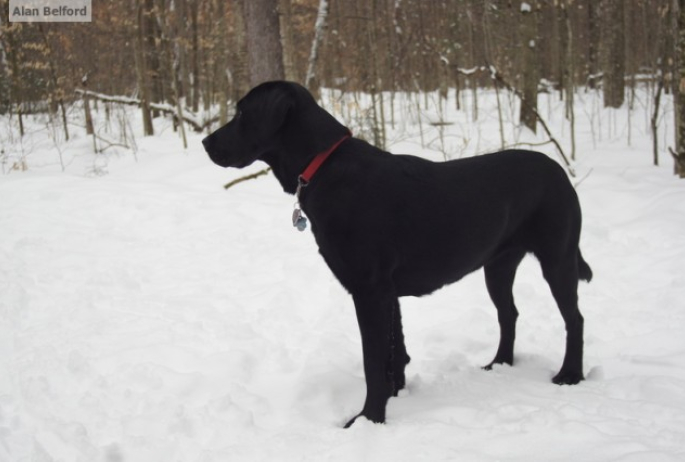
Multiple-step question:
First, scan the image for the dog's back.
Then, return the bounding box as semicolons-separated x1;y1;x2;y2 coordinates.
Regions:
307;146;585;298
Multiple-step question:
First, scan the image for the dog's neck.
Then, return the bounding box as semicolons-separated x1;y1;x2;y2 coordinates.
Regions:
261;150;301;195
262;121;350;195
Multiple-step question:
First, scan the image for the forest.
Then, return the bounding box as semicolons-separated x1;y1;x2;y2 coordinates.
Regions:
0;0;684;175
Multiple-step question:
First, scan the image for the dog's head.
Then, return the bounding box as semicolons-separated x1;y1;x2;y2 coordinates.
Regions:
202;81;306;169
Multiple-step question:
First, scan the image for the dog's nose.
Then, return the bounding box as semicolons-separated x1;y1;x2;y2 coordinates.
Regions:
202;136;212;152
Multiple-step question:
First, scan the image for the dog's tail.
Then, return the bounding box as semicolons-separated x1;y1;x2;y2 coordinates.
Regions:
577;250;593;282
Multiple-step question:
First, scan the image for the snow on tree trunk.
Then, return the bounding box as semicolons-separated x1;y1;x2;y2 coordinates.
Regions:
305;0;329;94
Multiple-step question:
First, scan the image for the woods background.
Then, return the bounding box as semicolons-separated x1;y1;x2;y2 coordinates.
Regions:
1;0;683;174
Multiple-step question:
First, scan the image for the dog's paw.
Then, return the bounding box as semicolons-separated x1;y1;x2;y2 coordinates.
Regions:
392;373;406;396
552;369;584;385
343;411;386;428
482;357;513;371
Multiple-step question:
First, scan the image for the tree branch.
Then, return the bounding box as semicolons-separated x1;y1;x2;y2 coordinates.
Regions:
223;167;272;190
75;89;220;133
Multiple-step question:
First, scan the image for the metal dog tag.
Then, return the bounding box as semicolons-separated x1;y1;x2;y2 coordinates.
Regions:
292;208;307;231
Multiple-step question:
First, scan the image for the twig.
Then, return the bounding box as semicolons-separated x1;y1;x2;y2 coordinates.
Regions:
573;168;593;189
668;146;679;161
223;167;272;190
93;134;131;153
502;140;555;149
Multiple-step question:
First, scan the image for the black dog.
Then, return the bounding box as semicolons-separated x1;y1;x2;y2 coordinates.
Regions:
202;81;592;427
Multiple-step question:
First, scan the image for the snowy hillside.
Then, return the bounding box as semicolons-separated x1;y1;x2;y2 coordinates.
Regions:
1;90;684;461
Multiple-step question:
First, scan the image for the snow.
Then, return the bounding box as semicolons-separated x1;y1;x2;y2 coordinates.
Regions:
1;88;685;461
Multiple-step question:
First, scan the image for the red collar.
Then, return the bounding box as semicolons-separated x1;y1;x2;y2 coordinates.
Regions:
298;131;351;186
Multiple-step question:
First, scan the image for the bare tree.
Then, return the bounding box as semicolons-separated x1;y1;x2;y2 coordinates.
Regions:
586;0;600;88
154;0;188;148
562;0;576;160
519;1;538;133
134;0;154;136
673;0;685;177
242;0;285;87
230;0;250;101
37;24;69;141
189;0;200;113
215;0;231;126
603;0;625;108
279;0;297;82
0;4;25;136
305;0;329;93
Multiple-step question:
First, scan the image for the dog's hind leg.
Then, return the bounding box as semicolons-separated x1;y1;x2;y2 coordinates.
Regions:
345;285;397;427
540;252;585;385
391;300;411;395
483;248;526;369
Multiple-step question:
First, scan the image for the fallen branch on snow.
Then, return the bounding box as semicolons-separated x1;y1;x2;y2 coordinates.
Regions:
75;89;220;133
224;167;272;190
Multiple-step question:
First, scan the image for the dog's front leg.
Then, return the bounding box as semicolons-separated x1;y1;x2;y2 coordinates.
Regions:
391;300;410;395
345;288;396;428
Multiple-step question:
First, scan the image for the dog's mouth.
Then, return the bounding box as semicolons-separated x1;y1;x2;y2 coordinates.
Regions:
205;149;230;168
202;136;257;169
205;149;254;169
232;158;254;168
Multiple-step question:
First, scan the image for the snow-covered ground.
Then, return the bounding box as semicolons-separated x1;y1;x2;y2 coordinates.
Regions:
1;89;684;461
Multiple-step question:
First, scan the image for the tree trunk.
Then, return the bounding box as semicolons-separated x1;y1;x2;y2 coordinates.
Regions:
587;0;600;89
652;80;663;167
190;0;200;113
134;0;154;136
231;0;250;101
1;10;25;136
37;24;69;141
556;0;566;101
305;0;330;95
216;0;230;126
176;0;190;109
603;0;625;108
674;0;685;177
519;1;538;133
82;76;94;136
242;0;285;87
154;0;188;148
467;2;478;121
279;0;298;82
144;0;163;110
562;0;575;160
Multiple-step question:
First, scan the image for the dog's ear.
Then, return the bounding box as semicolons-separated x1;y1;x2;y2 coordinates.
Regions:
251;84;293;140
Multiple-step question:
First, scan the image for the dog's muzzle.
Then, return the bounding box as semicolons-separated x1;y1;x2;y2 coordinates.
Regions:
201;136;213;153
202;136;229;168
